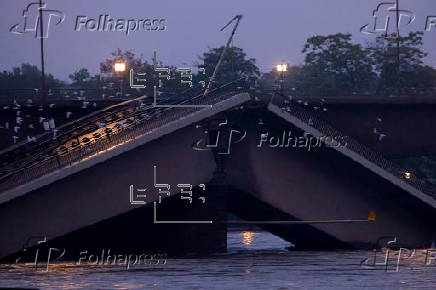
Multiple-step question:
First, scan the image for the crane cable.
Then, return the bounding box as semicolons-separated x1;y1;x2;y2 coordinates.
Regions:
203;15;243;97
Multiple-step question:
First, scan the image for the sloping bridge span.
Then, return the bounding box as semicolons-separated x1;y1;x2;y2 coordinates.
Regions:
294;96;436;158
2;91;436;258
0;93;250;203
0;93;250;259
226;104;436;249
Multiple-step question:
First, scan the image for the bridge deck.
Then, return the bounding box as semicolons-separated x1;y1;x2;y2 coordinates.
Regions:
268;101;436;209
0;92;250;204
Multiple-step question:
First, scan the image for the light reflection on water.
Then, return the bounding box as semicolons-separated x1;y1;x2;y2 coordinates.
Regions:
1;231;436;289
242;231;254;246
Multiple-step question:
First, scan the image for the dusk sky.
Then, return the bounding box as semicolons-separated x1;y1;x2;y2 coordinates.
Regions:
1;0;436;81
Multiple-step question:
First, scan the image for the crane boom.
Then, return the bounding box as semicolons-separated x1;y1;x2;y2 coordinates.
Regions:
203;15;243;97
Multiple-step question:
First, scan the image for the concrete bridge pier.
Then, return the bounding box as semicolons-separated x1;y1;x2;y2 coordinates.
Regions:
2;183;228;263
0;121;233;261
225;108;436;250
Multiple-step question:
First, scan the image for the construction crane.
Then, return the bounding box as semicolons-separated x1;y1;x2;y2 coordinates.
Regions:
203;15;243;97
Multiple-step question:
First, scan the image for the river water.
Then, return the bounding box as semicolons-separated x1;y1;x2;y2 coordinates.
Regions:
1;230;435;289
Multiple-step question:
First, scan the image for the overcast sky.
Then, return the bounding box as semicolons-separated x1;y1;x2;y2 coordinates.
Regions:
1;0;436;81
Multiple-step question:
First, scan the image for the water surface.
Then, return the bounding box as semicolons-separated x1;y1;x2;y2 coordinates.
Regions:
1;231;435;289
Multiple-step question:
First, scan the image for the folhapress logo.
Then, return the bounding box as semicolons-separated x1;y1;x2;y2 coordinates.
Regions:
360;1;436;36
74;15;167;35
10;2;65;39
10;2;167;38
360;2;415;37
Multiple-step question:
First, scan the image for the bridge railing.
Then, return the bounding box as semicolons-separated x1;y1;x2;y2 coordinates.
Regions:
0;96;152;175
0;85;245;194
271;98;436;198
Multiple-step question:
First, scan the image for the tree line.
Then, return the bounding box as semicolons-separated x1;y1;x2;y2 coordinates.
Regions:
1;32;435;98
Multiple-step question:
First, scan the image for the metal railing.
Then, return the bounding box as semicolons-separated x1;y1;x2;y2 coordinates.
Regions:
271;99;436;198
0;82;245;194
0;88;108;102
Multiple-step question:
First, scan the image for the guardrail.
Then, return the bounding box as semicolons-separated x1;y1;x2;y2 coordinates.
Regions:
0;81;245;194
271;98;436;198
0;80;246;165
0;96;154;176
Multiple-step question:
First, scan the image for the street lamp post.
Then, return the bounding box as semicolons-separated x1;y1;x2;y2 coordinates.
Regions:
114;62;126;97
276;63;287;96
38;0;47;101
395;0;402;93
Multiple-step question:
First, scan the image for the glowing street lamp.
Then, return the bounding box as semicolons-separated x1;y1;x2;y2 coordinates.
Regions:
114;62;126;73
113;62;127;97
276;62;288;96
276;63;288;73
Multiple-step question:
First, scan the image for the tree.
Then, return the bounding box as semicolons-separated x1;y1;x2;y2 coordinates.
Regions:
259;32;436;97
99;49;148;97
69;68;103;88
0;63;64;90
198;46;260;89
298;33;376;96
369;32;432;95
413;65;436;94
99;49;191;100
